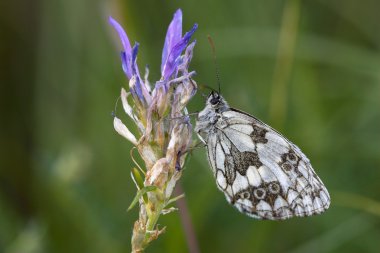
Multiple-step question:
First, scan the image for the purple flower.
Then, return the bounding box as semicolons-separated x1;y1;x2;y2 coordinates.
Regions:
108;16;132;78
109;9;197;103
161;9;182;74
109;17;151;105
110;9;198;141
161;10;198;80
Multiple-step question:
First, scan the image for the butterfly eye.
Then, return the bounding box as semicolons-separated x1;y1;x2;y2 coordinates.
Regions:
210;93;220;105
210;97;219;105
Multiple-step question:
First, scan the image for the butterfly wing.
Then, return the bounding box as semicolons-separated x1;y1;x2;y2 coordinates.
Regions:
206;108;330;220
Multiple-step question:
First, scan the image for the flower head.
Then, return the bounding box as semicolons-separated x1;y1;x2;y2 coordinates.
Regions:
109;10;197;107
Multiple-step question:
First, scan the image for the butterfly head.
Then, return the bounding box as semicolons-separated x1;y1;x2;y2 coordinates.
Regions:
206;91;229;112
195;91;229;138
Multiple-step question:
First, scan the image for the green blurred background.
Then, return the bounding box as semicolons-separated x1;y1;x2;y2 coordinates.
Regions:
1;0;380;252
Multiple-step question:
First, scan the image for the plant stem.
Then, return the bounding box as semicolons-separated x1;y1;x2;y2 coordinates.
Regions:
174;184;200;253
131;193;165;253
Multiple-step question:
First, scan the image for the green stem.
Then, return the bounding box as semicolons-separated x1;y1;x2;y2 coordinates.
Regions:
145;204;163;238
131;193;165;253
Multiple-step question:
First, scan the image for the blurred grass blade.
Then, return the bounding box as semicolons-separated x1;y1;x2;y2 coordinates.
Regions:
333;191;380;217
127;186;157;211
290;214;374;253
269;0;300;127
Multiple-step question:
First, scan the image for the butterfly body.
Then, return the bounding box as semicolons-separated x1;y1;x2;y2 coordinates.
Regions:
195;92;330;220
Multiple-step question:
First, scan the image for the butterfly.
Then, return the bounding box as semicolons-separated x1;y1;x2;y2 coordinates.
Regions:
194;91;330;220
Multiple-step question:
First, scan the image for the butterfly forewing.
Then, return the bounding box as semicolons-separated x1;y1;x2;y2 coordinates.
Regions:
195;94;330;220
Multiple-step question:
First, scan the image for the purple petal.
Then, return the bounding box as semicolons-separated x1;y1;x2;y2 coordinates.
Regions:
109;16;133;78
109;16;132;55
131;43;144;86
177;40;196;74
161;9;183;73
162;23;198;79
120;52;131;78
130;43;152;104
131;43;140;76
129;43;144;101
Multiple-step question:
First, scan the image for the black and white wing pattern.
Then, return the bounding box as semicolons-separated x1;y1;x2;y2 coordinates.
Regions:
195;93;330;220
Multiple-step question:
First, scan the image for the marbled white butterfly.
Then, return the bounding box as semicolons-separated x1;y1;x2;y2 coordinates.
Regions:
195;91;330;220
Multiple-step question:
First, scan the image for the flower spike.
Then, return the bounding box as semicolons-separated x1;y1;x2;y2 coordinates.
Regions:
109;9;198;251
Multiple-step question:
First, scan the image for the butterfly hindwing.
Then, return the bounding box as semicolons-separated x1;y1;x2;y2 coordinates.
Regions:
195;93;330;220
205;108;330;220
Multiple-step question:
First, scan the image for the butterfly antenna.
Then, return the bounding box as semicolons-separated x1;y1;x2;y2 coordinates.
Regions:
207;35;221;94
198;83;218;93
